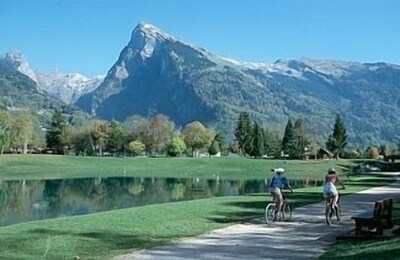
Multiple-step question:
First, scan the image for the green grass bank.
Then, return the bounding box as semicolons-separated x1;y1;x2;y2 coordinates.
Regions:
0;154;358;180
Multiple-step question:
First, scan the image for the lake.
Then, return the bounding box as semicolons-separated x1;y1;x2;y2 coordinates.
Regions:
0;177;323;226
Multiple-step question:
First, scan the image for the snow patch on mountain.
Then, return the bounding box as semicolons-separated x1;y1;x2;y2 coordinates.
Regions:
216;55;399;82
299;57;362;77
218;56;307;80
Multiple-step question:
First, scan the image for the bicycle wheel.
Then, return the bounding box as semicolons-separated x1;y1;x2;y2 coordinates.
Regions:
282;203;292;221
335;204;341;221
325;205;333;225
265;203;276;225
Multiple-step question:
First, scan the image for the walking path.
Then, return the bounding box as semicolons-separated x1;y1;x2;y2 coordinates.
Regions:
115;174;400;260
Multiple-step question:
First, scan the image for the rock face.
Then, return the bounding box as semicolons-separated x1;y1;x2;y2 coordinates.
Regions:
0;50;38;84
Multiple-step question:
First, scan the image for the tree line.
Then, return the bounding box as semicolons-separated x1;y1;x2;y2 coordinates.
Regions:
233;111;397;160
0;109;227;157
0;109;398;159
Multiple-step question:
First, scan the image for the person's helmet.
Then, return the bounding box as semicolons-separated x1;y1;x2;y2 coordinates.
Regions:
274;168;285;174
328;168;336;174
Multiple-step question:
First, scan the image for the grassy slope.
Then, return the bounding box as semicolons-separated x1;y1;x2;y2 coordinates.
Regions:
320;203;400;259
0;175;393;260
0;154;357;180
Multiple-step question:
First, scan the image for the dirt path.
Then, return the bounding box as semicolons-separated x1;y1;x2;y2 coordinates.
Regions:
114;174;400;260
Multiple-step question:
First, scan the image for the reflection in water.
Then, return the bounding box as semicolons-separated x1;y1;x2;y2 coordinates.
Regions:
0;177;323;226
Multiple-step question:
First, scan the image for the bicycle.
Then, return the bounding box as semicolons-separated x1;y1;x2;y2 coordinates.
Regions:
265;192;292;225
325;195;341;225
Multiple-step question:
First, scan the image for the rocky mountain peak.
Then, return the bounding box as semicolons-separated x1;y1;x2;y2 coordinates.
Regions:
134;22;175;41
127;22;177;60
0;50;38;83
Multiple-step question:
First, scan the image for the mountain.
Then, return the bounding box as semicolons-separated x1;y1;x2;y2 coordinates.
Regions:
75;22;399;146
0;51;104;105
36;71;104;104
0;53;94;126
0;50;38;85
0;61;61;112
76;22;219;123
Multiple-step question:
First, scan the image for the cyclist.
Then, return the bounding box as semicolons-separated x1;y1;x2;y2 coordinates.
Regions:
268;168;293;216
323;168;345;210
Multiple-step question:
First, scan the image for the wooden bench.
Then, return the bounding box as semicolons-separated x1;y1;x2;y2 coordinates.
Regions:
351;198;393;235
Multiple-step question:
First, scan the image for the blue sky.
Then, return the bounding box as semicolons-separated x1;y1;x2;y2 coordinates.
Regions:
1;0;399;76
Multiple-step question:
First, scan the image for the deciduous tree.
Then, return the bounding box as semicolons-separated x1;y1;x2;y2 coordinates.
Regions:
106;120;125;155
146;114;175;155
0;111;11;154
183;121;213;156
167;134;186;157
128;140;146;156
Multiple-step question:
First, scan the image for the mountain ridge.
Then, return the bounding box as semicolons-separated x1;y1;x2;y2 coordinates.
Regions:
75;22;400;146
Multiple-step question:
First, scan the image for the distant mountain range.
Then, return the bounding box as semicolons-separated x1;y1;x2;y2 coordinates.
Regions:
2;22;400;146
0;51;104;104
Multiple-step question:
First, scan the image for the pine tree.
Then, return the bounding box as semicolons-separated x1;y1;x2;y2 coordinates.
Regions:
290;118;307;159
326;114;347;159
234;111;252;156
250;122;264;158
282;118;294;156
45;109;67;154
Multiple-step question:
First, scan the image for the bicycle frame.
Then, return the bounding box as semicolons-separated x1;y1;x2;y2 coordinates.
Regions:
325;194;340;207
265;192;292;225
325;195;341;225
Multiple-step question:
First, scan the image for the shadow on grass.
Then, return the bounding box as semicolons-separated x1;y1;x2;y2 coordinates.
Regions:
0;228;169;257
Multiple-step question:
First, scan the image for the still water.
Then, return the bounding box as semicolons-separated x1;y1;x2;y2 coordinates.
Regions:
0;177;323;226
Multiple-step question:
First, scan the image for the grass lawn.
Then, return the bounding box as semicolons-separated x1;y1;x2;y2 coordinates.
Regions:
320;202;400;259
0;175;394;260
0;154;359;180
